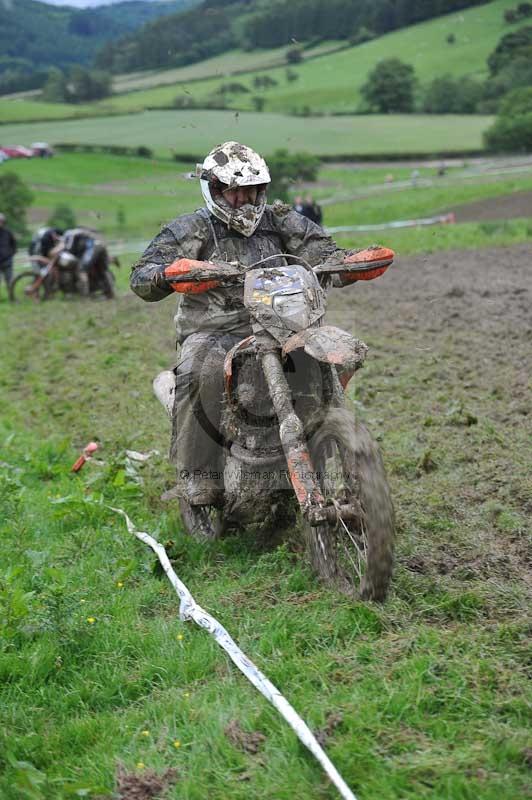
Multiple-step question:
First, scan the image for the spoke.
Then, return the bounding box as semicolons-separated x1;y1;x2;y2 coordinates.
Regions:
338;517;366;580
338;536;361;580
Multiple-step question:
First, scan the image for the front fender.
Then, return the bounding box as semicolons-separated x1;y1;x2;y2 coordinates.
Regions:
282;325;367;389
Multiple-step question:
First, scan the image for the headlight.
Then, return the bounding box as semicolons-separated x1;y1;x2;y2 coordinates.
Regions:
272;292;310;331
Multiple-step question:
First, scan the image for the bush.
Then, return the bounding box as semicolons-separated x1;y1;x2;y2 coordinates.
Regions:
42;68;69;103
488;26;532;75
69;66;111;103
215;82;250;95
499;85;532;115
253;75;278;90
0;172;33;238
484;88;532;152
267;149;320;201
484;112;532;152
361;58;416;113
47;204;76;231
350;26;376;45
504;3;532;23
482;54;532;110
54;143;152;158
423;75;483;113
252;96;265;112
286;47;303;64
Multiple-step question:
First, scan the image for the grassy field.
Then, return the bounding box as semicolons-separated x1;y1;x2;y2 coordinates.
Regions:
6;152;531;252
0;99;118;124
112;42;345;93
1;150;531;799
0;111;494;159
1;236;530;799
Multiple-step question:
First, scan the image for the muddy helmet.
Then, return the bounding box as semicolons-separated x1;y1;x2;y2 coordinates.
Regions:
197;141;270;237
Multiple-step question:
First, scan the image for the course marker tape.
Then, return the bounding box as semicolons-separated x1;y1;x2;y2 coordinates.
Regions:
327;212;455;233
110;506;358;800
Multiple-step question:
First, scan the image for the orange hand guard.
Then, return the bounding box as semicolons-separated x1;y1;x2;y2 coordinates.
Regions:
165;258;220;294
341;246;395;283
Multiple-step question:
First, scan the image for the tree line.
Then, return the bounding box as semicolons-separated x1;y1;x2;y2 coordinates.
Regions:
0;0;193;96
96;0;489;74
242;0;488;49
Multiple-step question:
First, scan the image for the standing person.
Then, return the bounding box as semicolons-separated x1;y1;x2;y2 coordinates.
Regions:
292;195;305;215
0;213;17;293
304;194;323;226
130;141;390;507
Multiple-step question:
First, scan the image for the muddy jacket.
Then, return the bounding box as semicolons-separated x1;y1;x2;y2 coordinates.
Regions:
130;203;343;342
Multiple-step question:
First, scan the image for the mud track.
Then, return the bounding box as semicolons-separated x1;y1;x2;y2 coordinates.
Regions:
449;190;532;222
328;243;531;591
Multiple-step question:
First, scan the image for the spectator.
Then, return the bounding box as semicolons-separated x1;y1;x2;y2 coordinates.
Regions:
304;194;323;226
293;194;323;226
293;195;305;215
0;213;17;293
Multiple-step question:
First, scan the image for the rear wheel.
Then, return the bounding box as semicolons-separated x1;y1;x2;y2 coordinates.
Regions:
303;408;394;600
9;271;50;303
178;499;225;542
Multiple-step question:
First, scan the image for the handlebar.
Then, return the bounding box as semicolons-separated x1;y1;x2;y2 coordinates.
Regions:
164;247;394;294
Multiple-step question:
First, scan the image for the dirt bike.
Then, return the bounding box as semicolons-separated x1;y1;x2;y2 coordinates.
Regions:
9;246;118;302
164;247;396;600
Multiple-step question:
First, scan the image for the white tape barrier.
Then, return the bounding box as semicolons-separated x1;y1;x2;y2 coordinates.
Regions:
327;212;455;234
110;507;358;800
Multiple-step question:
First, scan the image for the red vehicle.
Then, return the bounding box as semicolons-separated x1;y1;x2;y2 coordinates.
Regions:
0;145;33;159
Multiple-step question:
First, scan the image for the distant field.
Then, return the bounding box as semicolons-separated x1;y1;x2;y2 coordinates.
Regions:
10;152;532;255
112;42;344;93
0;99;116;124
0;110;493;159
105;0;519;115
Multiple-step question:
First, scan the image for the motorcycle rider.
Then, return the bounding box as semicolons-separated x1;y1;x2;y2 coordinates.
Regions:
28;226;62;260
130;141;377;507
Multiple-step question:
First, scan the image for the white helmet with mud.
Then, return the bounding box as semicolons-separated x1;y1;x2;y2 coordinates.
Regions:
197;141;270;237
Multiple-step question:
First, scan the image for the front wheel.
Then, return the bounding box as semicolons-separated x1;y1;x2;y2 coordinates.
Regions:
303;408;395;601
9;271;51;303
178;499;226;542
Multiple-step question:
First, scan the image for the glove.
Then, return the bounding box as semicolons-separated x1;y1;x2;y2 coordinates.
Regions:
164;258;220;294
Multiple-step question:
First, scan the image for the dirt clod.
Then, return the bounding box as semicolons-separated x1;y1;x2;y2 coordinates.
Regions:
315;712;344;747
116;764;178;800
224;719;266;754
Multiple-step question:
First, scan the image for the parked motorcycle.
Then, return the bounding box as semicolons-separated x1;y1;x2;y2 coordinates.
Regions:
163;247;395;600
9;245;118;302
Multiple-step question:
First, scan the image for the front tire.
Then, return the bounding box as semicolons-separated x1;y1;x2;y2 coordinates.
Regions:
178;499;225;542
9;271;50;303
303;408;395;601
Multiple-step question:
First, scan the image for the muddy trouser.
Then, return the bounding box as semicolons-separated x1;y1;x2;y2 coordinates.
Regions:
170;332;244;488
0;257;13;287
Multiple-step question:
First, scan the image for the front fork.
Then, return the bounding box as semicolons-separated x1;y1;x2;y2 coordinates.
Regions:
261;349;357;526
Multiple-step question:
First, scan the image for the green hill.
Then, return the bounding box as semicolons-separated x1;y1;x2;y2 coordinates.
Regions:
0;0;198;81
99;0;488;74
105;0;521;115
